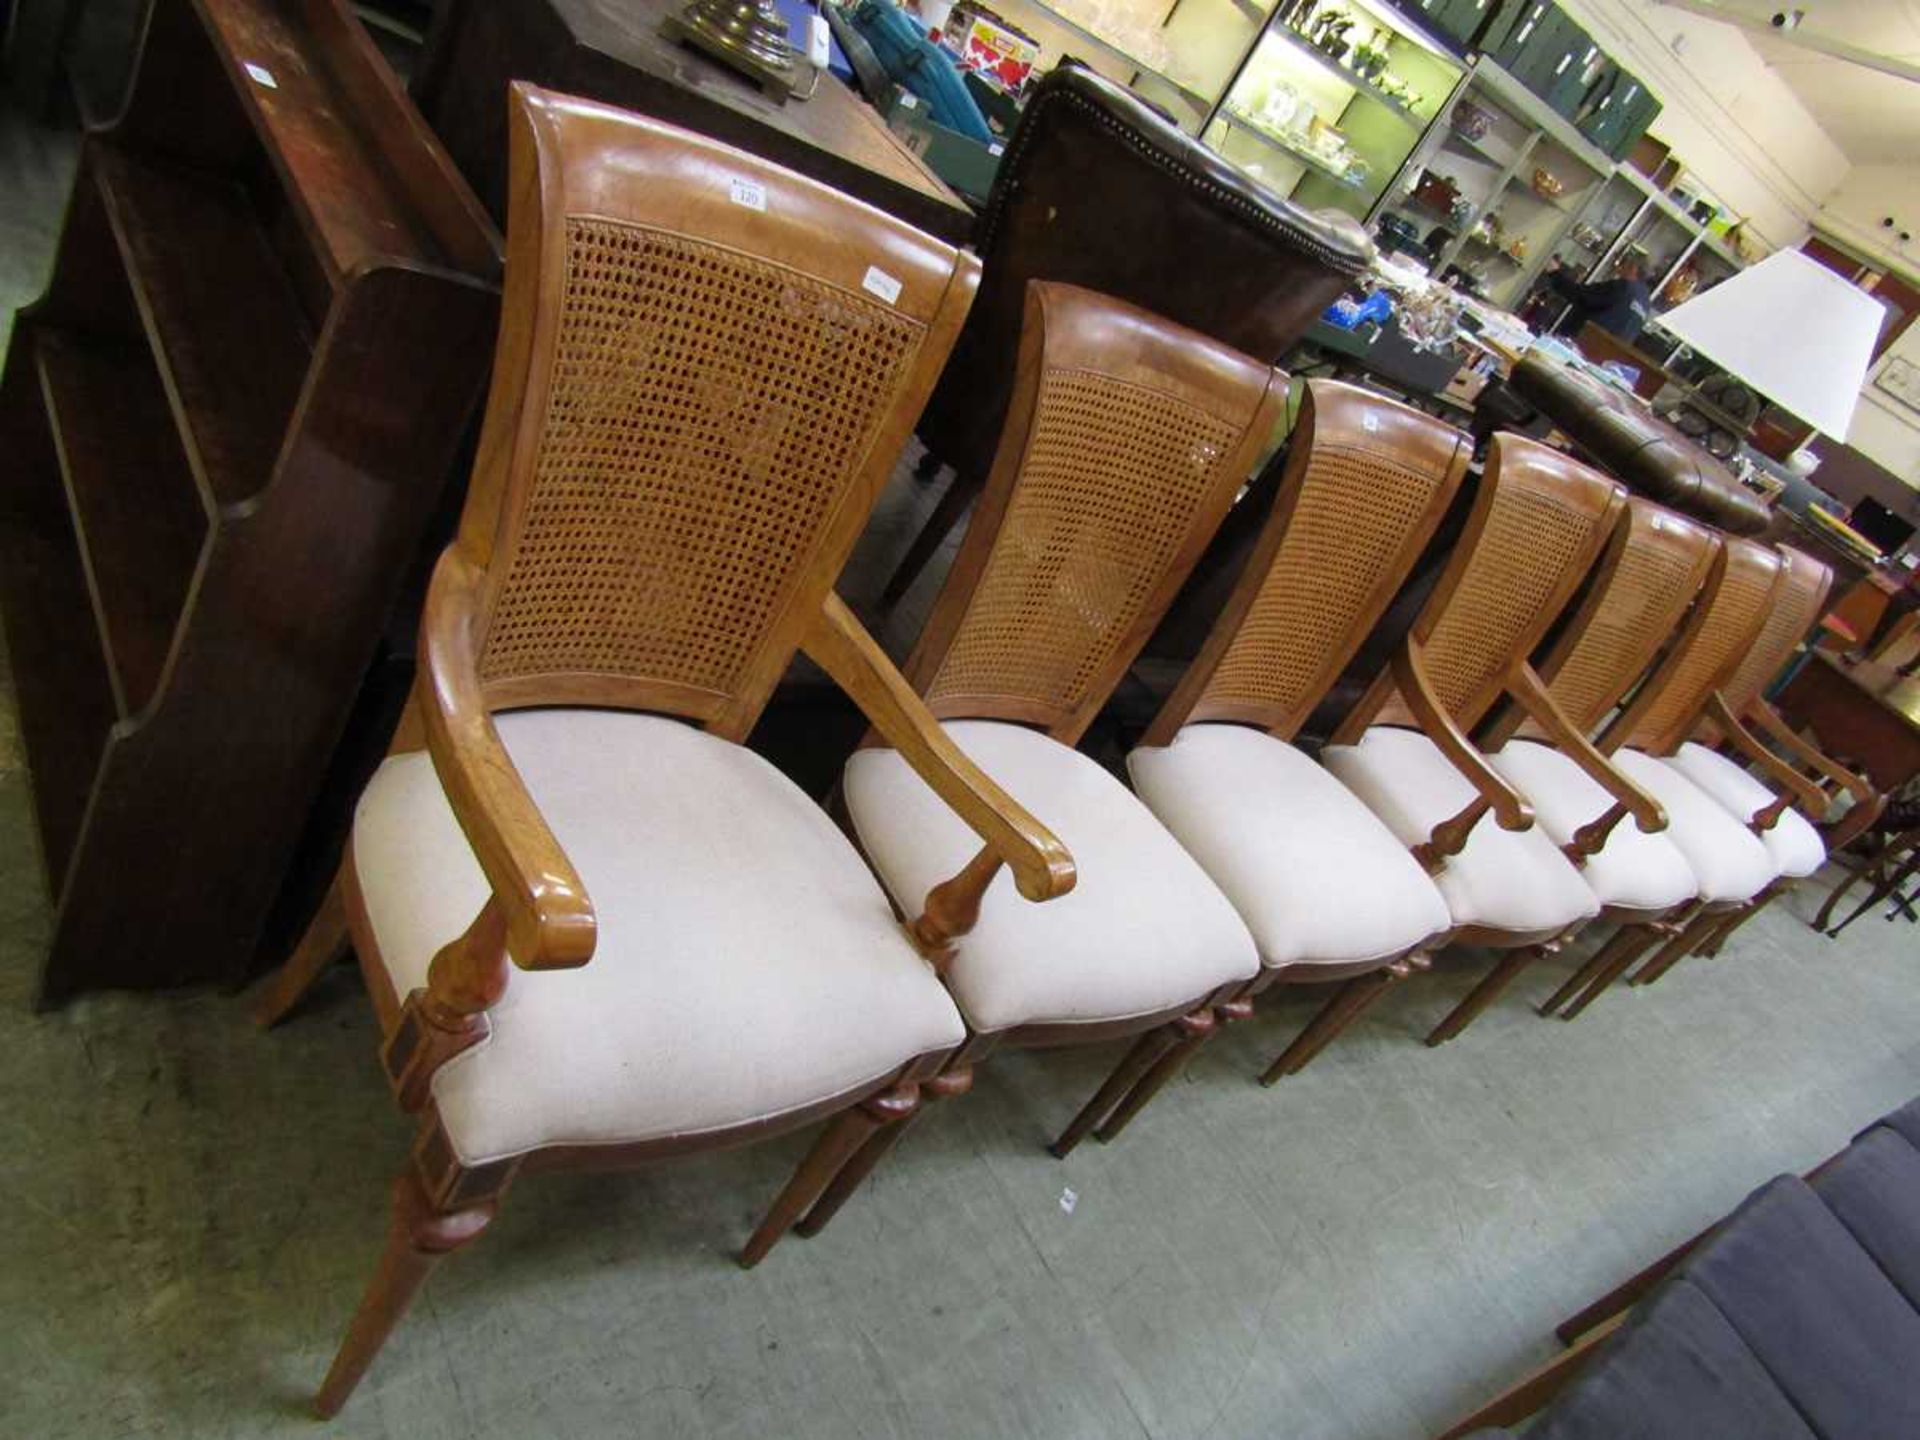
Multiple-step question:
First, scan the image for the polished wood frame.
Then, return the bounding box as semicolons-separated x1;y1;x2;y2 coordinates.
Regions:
1133;379;1473;1079
1327;435;1651;1044
251;85;1082;1417
842;279;1289;1163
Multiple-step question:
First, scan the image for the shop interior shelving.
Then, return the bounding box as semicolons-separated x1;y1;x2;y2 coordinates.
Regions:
1377;56;1610;306
983;0;1276;134
1203;0;1466;219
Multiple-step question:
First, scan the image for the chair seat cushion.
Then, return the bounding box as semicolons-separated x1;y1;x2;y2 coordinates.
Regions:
1126;725;1450;969
1488;740;1699;914
1321;727;1600;937
845;721;1259;1032
1666;742;1827;880
1680;1176;1920;1439
1612;750;1782;901
1532;1279;1815;1440
353;710;965;1167
1810;1128;1920;1309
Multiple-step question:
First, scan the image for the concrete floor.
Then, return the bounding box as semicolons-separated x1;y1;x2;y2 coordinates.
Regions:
4;98;1919;1440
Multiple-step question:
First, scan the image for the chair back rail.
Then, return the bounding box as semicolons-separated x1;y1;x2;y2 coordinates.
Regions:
1143;379;1470;745
451;83;980;742
1718;546;1836;719
900;280;1287;743
1335;433;1628;742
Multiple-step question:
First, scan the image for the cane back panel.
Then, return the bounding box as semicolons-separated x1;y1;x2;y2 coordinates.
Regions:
1719;545;1833;715
912;282;1282;736
1182;381;1469;739
1529;500;1719;739
1612;537;1784;755
461;86;976;736
1387;435;1625;731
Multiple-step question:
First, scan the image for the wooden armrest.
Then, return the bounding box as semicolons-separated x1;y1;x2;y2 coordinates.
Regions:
418;549;596;971
1393;642;1534;835
1703;693;1827;829
1743;700;1876;812
803;593;1075;904
1506;662;1666;836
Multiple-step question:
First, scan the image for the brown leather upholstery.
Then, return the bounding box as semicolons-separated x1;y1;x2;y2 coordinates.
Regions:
1507;352;1772;537
882;64;1374;606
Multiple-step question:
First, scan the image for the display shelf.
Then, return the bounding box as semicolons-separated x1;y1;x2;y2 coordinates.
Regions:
36;332;205;719
0;0;501;1004
995;0;1212;111
93;149;313;511
1213;110;1367;188
1259;20;1423;127
0;344;118;886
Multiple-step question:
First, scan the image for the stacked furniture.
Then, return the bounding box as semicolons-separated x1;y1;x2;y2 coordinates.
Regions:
0;0;500;1003
1441;1097;1920;1439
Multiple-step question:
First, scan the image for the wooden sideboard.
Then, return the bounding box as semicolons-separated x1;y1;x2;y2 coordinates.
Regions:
0;0;501;1001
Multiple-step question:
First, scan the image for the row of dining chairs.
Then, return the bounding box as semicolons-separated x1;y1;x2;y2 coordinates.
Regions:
249;87;1879;1415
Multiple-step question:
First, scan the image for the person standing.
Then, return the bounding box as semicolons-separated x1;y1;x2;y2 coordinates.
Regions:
1545;254;1653;343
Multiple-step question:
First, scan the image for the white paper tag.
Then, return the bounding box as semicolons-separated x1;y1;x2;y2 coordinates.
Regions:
244;62;278;89
1059;1186;1078;1216
988;142;1005;157
899;92;919;109
728;177;767;212
862;265;903;305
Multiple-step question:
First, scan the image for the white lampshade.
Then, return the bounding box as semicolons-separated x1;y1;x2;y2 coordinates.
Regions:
1655;249;1884;440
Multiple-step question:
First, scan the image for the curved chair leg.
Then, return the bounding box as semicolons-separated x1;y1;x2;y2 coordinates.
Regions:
1050;1029;1172;1158
1696;883;1782;958
797;1069;970;1236
1541;924;1661;1020
741;1082;920;1267
1094;1009;1216;1145
1426;943;1553;1046
879;469;979;606
1260;959;1415;1085
253;871;350;1028
1629;909;1724;988
314;1166;501;1418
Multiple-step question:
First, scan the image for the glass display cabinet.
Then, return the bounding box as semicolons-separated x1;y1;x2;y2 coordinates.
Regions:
982;0;1275;134
1374;56;1610;306
1203;0;1467;218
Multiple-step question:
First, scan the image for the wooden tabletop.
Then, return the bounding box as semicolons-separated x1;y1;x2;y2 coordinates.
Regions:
417;0;975;242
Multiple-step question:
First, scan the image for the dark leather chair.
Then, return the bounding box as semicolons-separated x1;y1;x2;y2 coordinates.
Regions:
1501;352;1773;537
880;63;1375;605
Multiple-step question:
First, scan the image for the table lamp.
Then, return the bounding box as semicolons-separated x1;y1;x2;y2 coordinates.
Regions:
1654;249;1885;439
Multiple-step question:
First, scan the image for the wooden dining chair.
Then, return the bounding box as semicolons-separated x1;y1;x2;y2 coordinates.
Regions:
248;86;1080;1416
1462;498;1721;1029
837;279;1289;1165
1318;433;1647;1044
1541;538;1792;1011
1126;379;1464;1084
1652;543;1880;961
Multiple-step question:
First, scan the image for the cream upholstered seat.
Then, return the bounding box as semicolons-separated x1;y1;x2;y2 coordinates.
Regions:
847;720;1260;1032
1127;724;1450;969
1665;741;1827;880
1488;740;1698;913
1612;747;1783;900
1322;727;1601;936
355;709;967;1166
